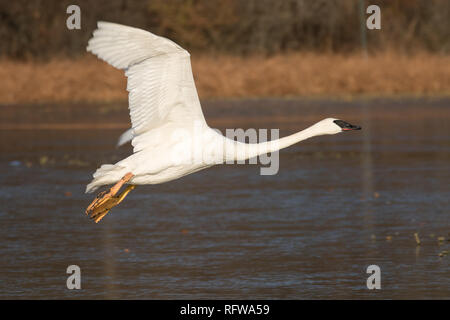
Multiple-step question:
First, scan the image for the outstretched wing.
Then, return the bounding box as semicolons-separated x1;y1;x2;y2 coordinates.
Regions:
87;21;206;144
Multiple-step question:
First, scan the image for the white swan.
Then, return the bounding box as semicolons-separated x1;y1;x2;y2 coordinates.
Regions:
85;22;361;223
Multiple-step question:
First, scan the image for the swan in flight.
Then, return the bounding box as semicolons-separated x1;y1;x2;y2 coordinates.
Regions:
85;22;361;223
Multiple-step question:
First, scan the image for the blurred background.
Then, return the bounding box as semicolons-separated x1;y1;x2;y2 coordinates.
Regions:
0;0;448;299
0;0;449;102
3;0;449;57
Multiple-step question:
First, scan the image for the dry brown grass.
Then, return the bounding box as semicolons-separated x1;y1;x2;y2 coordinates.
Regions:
1;51;449;105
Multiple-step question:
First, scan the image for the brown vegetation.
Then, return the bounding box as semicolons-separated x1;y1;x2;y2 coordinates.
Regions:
1;0;449;60
1;1;448;103
1;51;449;105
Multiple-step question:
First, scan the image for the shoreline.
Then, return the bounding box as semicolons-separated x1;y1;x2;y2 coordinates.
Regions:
1;97;448;130
1;94;449;108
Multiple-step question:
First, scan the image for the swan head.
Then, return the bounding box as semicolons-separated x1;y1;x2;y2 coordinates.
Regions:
314;118;362;135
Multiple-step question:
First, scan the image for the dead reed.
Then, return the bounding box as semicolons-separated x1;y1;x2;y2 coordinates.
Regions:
1;51;449;105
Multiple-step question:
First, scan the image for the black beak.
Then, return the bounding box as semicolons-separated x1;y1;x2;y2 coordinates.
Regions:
334;120;361;131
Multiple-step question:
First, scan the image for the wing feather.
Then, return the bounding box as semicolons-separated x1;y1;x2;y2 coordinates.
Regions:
87;21;206;150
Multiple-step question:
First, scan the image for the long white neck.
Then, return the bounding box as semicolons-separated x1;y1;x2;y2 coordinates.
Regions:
224;122;330;162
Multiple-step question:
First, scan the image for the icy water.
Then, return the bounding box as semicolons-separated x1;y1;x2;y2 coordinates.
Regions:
0;98;448;299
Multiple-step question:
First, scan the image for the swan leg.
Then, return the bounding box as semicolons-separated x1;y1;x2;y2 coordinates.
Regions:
89;185;136;223
86;172;134;223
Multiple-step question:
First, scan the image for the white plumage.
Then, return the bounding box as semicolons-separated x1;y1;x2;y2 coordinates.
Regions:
85;22;360;194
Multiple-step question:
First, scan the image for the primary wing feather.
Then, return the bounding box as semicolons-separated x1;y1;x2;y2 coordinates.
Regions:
87;21;206;146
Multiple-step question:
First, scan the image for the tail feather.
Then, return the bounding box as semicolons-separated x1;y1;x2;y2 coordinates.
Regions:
86;164;128;193
116;128;134;148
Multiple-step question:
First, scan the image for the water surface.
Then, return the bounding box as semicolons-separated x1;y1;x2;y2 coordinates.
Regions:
0;98;448;299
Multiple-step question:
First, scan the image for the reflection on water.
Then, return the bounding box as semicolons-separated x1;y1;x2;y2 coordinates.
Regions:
361;100;375;249
0;98;449;299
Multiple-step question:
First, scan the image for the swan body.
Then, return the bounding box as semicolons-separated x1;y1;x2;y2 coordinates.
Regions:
84;22;361;222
